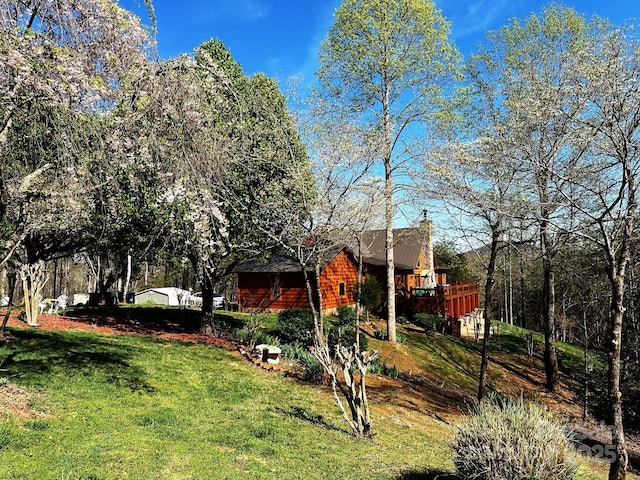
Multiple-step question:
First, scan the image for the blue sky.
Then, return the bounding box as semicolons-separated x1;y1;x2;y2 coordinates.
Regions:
121;0;640;82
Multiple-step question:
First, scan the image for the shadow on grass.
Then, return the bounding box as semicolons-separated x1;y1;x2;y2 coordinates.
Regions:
274;406;350;435
65;307;245;337
395;469;459;479
1;328;155;393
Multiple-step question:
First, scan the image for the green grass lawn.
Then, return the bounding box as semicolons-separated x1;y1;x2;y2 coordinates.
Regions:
0;313;635;480
0;326;454;480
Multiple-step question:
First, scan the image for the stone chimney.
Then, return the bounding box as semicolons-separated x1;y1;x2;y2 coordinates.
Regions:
419;211;435;288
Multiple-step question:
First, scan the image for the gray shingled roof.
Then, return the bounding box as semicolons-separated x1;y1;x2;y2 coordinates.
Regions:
360;228;427;271
234;246;351;274
234;254;303;273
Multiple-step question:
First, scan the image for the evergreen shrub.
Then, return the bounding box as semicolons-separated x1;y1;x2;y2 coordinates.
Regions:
452;397;578;480
277;309;314;345
413;313;440;335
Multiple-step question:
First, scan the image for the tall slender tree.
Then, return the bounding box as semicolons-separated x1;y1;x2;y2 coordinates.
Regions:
465;4;594;391
564;20;640;480
316;0;461;342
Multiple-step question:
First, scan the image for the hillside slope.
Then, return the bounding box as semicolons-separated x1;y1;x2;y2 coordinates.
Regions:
363;319;640;476
2;308;638;479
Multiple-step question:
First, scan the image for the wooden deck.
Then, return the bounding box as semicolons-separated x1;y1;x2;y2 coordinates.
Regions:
399;282;481;335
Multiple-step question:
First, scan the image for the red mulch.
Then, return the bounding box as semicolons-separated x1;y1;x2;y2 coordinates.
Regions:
2;309;236;350
1;309;296;376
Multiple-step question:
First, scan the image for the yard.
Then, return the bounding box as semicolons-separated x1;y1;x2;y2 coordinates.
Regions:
0;308;636;479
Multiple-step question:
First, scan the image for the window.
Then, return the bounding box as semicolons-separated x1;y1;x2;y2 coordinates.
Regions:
271;274;281;298
339;282;346;296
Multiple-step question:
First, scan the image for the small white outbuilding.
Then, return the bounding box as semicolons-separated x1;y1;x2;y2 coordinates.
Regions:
134;287;191;307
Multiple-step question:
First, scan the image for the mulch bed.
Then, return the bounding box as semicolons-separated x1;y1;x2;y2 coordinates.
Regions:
2;310;235;348
1;309;300;376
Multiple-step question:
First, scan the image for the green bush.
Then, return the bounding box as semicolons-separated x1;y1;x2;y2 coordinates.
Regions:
254;331;281;348
280;341;306;360
298;350;324;382
413;313;441;336
336;305;356;327
327;326;369;353
277;309;314;345
358;274;383;312
368;358;399;378
374;327;388;340
452;397;578;480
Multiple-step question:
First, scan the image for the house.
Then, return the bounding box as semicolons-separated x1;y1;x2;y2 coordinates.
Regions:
235;247;359;313
360;225;440;292
360;223;480;334
134;287;191;307
235;223;480;335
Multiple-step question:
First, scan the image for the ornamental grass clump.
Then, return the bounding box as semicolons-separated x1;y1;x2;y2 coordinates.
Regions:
452;397;578;480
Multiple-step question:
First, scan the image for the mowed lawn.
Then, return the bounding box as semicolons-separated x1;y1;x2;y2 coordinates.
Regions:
0;326;454;480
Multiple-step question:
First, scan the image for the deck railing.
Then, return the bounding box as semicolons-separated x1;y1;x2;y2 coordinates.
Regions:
406;282;480;329
410;282;479;299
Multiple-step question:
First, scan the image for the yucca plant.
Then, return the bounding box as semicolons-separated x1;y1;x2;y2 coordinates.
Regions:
452;396;578;480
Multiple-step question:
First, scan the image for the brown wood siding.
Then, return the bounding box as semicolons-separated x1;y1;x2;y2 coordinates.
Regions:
320;250;359;310
238;272;310;311
237;250;359;313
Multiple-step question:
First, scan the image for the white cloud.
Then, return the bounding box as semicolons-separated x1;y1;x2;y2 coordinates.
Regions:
440;0;523;39
195;0;269;23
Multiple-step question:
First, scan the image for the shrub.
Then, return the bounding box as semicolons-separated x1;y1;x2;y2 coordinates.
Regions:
373;327;388;340
298;351;323;382
452;397;578;480
336;305;356;327
327;326;369;353
254;332;281;348
358;274;383;312
368;358;399;378
277;309;314;345
280;341;306;360
413;313;440;336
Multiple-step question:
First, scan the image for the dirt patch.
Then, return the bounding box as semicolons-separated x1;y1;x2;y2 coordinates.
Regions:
0;383;49;421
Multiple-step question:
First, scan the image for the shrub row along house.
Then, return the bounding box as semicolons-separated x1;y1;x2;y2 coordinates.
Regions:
235;222;480;335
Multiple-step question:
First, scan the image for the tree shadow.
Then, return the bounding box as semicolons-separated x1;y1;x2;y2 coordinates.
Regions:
66;306;202;335
395;470;459;480
1;328;155;393
274;406;350;435
66;307;245;337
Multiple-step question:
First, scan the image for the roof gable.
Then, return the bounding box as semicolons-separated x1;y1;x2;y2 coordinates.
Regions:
361;227;430;270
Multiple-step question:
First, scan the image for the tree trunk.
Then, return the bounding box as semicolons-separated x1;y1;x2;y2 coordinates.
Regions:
542;257;560;391
199;266;215;335
383;78;396;343
385;216;396;343
18;261;47;326
539;212;559;392
123;252;132;303
608;274;629;480
0;306;11;334
478;227;500;401
354;236;364;351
